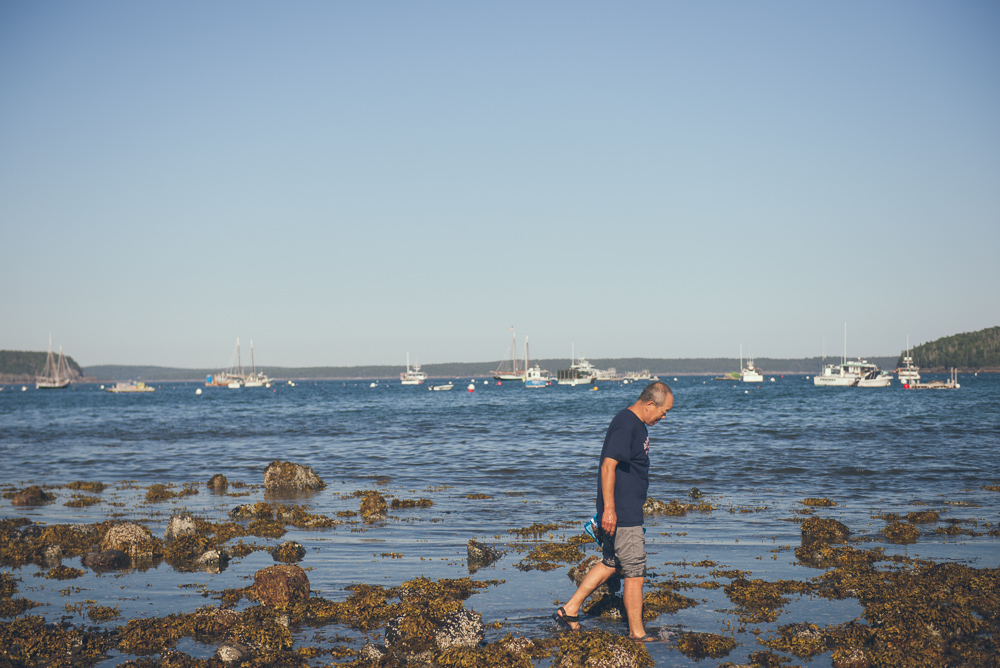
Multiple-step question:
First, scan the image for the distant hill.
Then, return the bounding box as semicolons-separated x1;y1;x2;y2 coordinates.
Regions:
0;350;87;383
899;326;1000;371
79;356;899;382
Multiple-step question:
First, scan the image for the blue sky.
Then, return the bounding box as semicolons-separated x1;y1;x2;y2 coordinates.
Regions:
2;1;998;368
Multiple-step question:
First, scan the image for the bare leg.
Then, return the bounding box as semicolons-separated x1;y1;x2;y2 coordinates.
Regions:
623;576;645;638
558;561;617;630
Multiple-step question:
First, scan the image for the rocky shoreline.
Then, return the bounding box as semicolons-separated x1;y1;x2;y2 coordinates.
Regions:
2;462;999;667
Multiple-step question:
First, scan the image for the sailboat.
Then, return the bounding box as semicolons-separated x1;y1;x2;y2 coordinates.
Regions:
492;328;526;381
36;335;72;389
242;340;273;387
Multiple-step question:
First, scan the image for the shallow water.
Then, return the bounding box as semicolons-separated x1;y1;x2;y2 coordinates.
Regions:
2;373;998;665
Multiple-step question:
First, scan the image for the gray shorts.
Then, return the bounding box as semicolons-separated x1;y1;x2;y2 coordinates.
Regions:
601;525;646;578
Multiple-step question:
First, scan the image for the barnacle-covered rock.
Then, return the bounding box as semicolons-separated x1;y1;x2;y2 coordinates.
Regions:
263;460;326;491
100;522;162;560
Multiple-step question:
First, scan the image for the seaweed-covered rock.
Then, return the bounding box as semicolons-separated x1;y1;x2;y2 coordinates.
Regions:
164;512;197;543
801;517;851;546
360;492;388;522
271;541;307;563
467;539;502;571
385;606;485;656
207;473;229;491
263;460;326;491
82;549;129;570
251;564;310;607
101;523;162;560
11;486;56;506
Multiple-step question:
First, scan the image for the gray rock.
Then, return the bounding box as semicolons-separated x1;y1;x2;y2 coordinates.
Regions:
164;513;198;543
195;549;229;573
216;641;250;664
39;544;63;565
360;642;387;661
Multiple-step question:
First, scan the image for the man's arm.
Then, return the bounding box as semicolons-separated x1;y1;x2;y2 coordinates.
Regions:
600;457;619;536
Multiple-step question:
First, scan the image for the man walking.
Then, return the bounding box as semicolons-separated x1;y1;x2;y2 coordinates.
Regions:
553;381;674;642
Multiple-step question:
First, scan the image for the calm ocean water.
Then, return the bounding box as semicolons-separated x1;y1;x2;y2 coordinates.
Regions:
2;373;998;666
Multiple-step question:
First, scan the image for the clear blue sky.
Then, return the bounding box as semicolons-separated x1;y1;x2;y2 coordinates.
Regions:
2;1;998;368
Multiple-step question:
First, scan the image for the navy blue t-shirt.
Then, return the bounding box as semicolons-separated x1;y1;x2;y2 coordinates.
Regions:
596;408;650;527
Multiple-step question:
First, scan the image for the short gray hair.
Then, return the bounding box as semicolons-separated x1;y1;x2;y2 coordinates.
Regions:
638;381;672;406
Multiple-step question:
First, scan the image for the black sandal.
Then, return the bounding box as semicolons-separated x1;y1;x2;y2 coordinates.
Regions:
552;606;580;629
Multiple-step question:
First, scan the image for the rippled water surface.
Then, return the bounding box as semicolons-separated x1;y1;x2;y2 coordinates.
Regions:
2;374;998;665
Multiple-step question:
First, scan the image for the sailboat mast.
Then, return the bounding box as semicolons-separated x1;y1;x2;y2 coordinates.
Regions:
512;329;516;373
251;340;256;375
525;336;530;370
237;338;242;376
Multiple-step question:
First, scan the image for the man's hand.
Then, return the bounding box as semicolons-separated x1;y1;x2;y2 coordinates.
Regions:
601;508;618;537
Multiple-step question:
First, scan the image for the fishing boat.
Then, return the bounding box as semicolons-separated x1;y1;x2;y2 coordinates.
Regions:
813;324;891;387
492;328;526;381
523;337;551;387
895;337;921;387
740;345;764;383
595;368;658;382
815;359;892;387
105;381;155;393
36;335;72;389
557;346;598;386
401;352;428;385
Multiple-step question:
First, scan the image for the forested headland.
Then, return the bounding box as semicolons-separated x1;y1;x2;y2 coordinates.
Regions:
0;350;87;383
900;326;1000;371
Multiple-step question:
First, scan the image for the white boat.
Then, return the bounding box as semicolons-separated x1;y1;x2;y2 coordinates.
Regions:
36;335;72;389
429;382;454;391
740;345;764;383
492;329;526;381
105;381;155;393
856;365;893;387
401;352;428;385
557;346;598;386
595;367;658;382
